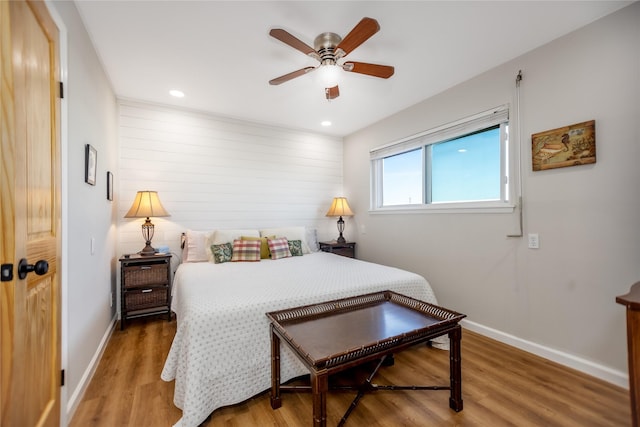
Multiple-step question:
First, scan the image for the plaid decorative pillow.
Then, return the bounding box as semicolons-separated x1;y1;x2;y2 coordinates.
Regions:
211;242;233;264
267;237;292;260
231;239;261;262
241;235;274;259
287;239;303;256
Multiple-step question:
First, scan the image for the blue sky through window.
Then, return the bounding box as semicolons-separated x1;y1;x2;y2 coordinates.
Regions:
383;148;422;205
382;127;500;206
432;127;500;202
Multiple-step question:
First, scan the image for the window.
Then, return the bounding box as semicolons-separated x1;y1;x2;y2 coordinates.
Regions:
370;106;515;213
382;148;423;205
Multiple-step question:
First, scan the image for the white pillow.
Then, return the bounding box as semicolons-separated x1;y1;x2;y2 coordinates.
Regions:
185;230;213;262
211;229;260;245
305;227;319;252
259;226;311;254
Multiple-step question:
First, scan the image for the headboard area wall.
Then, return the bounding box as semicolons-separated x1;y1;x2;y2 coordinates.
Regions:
117;100;344;260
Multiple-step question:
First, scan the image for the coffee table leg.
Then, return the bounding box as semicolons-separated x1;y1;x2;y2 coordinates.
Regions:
311;371;328;427
270;326;282;409
449;325;463;411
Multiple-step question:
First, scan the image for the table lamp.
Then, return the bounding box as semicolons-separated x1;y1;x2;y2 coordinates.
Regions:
325;197;354;244
125;191;170;256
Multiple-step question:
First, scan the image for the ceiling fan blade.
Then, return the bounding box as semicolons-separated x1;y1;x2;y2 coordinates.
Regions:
335;17;380;59
342;62;394;79
269;29;321;61
325;85;340;100
269;66;316;85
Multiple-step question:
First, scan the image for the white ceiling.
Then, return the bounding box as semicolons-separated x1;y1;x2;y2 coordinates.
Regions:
75;1;631;138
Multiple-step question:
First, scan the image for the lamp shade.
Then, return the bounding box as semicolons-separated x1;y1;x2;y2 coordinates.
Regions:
325;197;354;217
124;191;170;219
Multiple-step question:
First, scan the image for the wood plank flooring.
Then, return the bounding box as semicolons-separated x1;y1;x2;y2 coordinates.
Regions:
70;315;631;426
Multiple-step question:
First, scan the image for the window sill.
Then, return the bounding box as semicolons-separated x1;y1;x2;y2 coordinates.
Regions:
369;202;516;215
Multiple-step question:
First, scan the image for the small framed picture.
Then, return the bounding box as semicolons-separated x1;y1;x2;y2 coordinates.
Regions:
107;171;113;201
532;120;596;171
85;144;97;185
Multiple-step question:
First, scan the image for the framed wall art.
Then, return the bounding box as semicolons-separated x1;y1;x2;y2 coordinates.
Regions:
532;120;596;171
85;144;97;185
107;171;113;201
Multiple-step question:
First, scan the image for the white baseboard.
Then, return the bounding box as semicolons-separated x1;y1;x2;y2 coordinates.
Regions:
461;319;629;389
65;315;118;421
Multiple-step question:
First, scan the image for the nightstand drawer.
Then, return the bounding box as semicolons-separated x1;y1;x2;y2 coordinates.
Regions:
319;241;356;259
123;263;168;288
125;287;169;311
330;247;355;258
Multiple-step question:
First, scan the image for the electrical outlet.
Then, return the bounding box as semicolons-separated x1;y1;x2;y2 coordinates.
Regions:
528;233;539;249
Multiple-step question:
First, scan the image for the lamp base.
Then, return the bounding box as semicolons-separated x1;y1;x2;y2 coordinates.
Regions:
335;216;347;244
139;242;156;256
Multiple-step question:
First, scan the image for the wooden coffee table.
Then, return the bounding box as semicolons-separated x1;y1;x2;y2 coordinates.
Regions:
266;291;466;426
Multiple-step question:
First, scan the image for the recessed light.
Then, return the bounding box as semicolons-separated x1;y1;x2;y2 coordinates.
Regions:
321;121;332;127
458;149;467;153
169;89;185;98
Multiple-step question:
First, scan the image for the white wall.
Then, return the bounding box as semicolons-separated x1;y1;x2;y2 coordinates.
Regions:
50;1;119;423
117;101;343;263
344;2;640;385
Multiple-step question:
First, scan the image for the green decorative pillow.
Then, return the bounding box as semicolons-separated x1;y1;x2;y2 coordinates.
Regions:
211;242;233;264
288;239;303;256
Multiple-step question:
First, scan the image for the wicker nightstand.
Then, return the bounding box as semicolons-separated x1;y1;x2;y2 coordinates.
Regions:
319;241;356;259
119;254;172;330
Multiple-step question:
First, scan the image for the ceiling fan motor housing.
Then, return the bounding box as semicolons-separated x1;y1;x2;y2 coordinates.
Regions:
314;32;342;65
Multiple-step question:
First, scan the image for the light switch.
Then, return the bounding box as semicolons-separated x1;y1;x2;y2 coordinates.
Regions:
528;233;539;249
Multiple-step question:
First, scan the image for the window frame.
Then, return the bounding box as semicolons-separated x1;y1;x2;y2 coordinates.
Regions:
370;105;516;214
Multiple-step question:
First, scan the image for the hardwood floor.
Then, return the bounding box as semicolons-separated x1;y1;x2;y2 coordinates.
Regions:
70;315;630;426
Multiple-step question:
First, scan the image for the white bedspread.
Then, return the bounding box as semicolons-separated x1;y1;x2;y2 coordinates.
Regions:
161;252;443;427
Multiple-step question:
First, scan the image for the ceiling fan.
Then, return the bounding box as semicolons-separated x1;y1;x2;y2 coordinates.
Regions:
268;17;395;100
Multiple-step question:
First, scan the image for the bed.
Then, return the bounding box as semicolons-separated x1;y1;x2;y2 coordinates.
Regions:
160;227;445;427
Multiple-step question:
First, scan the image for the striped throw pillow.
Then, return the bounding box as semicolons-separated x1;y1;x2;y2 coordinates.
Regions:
267;237;292;260
231;239;261;262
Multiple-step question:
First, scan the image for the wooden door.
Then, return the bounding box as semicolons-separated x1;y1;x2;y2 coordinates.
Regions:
1;1;61;426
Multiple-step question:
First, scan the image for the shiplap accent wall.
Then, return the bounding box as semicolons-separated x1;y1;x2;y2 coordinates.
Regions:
118;101;344;258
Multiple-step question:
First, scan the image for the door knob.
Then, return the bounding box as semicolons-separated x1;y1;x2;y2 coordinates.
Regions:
17;258;49;280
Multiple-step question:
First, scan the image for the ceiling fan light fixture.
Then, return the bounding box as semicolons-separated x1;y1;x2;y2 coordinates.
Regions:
317;63;341;89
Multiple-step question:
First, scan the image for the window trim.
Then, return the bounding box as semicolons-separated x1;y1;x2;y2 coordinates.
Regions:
369;105;516;214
